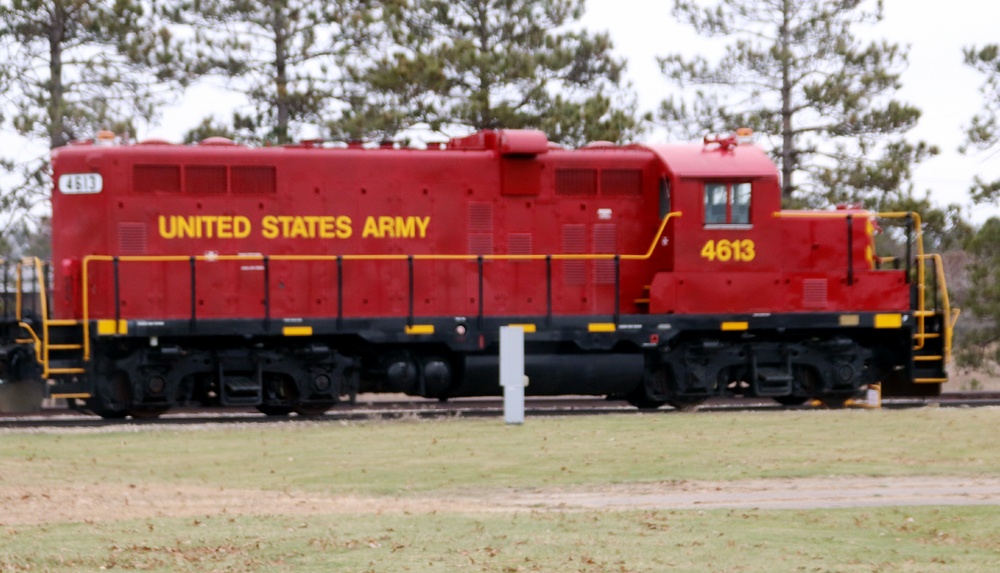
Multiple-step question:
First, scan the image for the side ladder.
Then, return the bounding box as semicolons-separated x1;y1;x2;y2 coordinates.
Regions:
911;254;959;384
14;258;90;400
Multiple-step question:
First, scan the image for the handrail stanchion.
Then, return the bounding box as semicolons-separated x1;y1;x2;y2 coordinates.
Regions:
477;255;484;330
407;255;414;327
113;256;121;326
263;255;271;331
189;256;197;332
336;255;343;330
546;255;552;329
905;213;912;285
614;255;621;325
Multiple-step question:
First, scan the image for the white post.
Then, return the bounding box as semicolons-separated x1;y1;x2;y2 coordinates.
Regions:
500;326;525;425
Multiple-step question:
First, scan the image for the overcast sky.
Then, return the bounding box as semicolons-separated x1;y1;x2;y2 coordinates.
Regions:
580;0;1000;219
144;1;1000;219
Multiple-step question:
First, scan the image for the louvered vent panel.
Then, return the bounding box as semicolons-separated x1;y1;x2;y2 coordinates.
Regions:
468;202;494;233
601;169;643;196
593;223;617;285
468;234;494;255
185;165;227;194
803;278;828;309
232;166;276;194
556;169;597;196
562;224;587;285
118;223;148;255
134;165;180;193
467;202;494;255
508;233;533;262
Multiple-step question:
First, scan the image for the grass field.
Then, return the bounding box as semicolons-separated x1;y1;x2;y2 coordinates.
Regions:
2;407;1000;572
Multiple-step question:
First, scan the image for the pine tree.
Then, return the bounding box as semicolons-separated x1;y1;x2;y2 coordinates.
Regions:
659;0;935;206
168;0;385;144
334;0;645;146
962;44;1000;203
0;0;183;247
957;218;1000;371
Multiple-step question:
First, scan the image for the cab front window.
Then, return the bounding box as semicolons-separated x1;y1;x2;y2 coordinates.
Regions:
704;182;752;225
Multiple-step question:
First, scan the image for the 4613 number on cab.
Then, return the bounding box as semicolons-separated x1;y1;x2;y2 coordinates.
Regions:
700;239;755;262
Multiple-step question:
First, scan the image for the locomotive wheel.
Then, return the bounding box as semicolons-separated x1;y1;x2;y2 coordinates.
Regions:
256;405;293;416
667;398;705;412
87;371;131;419
773;395;810;406
625;381;667;410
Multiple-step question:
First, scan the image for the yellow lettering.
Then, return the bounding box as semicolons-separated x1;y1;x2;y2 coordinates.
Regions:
234;216;251;238
177;216;197;238
319;217;336;238
304;216;322;238
337;216;352;239
262;216;280;239
216;216;233;239
379;216;395;238
701;239;756;262
289;217;309;238
158;216;177;239
395;216;415;238
201;216;218;238
277;215;294;238
159;214;365;240
415;216;430;238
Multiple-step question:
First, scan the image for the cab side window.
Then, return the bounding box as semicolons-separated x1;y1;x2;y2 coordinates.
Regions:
704;182;752;225
659;178;672;219
704;183;728;224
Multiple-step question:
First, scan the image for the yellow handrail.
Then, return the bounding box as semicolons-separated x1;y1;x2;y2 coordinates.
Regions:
12;257;57;377
80;211;684;359
917;253;960;364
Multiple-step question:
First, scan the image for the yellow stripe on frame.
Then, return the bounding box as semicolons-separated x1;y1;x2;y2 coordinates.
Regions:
282;326;313;337
96;319;124;335
507;323;537;333
874;314;903;329
721;321;749;331
405;324;435;335
50;393;92;400
839;314;860;327
588;323;616;333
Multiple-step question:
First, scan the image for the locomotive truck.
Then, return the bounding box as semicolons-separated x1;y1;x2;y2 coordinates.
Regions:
0;129;957;417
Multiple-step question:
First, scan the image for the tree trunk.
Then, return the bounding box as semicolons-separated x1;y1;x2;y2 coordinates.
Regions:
779;0;794;202
48;1;67;148
273;5;290;144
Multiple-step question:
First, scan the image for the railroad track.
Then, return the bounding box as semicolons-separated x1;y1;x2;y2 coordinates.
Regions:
1;392;999;430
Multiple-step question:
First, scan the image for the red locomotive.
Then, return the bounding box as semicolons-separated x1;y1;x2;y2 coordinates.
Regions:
0;129;957;417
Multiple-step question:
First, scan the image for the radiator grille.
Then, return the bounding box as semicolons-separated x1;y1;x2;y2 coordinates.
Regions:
118;223;148;255
803;278;828;309
562;224;587;285
134;165;180;193
593;223;617;284
601;169;642;196
556;169;597;196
